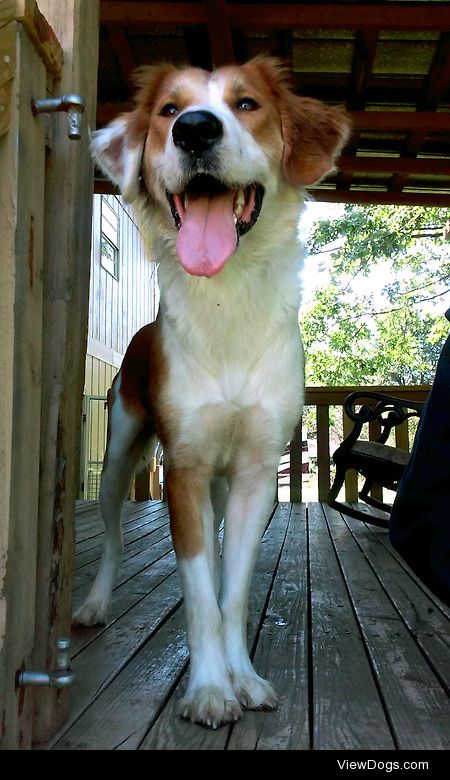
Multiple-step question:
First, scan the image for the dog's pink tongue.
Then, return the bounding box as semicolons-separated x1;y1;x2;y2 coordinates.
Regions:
176;191;237;277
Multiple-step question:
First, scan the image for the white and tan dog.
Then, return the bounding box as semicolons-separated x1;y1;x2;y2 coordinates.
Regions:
73;57;350;728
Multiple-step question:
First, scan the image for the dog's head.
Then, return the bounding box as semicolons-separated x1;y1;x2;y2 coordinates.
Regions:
93;58;350;277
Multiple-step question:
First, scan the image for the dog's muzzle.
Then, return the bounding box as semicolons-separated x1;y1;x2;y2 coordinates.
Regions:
166;110;265;278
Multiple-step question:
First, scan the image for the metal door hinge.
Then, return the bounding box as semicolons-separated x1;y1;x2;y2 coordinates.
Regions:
16;638;76;690
31;94;86;140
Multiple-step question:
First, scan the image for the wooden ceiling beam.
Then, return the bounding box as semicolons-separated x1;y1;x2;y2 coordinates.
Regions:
183;25;212;69
95;177;450;205
99;2;450;31
389;131;430;191
404;131;428;157
100;2;207;26
335;172;353;191
389;173;410;193
350;112;450;132
419;32;450;111
311;189;450;207
348;30;378;110
338;156;450;175
204;0;234;66
106;26;138;88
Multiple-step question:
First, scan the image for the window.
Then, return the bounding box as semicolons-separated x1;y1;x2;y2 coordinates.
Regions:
100;196;119;279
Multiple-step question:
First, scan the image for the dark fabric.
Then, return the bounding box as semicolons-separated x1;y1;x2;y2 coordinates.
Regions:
389;312;450;606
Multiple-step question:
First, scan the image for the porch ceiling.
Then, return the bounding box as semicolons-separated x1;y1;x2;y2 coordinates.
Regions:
95;1;450;206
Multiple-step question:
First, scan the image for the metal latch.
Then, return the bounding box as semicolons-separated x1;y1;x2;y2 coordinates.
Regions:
31;94;86;140
16;638;76;690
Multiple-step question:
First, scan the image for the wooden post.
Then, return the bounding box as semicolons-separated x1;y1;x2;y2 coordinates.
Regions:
289;420;303;502
343;408;358;502
0;8;48;750
134;468;152;501
395;419;410;452
150;468;162;500
368;418;383;502
32;0;99;744
316;405;331;501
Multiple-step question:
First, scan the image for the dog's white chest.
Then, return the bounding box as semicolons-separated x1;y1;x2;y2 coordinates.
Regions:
161;304;304;472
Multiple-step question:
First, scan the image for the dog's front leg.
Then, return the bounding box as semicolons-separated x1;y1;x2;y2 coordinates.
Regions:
220;460;279;711
165;466;241;728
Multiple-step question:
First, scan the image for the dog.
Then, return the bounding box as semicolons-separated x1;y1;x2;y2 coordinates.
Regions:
73;57;350;728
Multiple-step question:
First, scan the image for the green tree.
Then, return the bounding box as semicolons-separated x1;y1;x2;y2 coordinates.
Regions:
302;204;450;387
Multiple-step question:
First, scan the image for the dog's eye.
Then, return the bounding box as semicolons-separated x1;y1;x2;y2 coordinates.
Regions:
236;97;259;112
160;103;179;117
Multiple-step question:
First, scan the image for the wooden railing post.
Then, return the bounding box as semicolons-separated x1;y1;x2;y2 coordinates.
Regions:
368;418;383;501
289;419;303;502
395;419;410;451
134;467;151;500
342;409;358;502
316;405;330;501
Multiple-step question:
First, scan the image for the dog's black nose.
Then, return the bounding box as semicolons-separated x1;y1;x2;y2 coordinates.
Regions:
172;110;223;157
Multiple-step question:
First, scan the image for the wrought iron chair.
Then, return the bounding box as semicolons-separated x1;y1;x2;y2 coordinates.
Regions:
328;391;425;527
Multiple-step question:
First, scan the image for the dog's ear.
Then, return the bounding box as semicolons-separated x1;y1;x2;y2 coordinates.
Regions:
281;95;351;186
91;114;146;202
91;64;176;202
246;56;351;186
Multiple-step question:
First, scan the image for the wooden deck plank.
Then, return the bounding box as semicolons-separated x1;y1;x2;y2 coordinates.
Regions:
75;509;169;568
75;497;138;524
343;513;450;693
74;501;138;540
138;503;289;750
70;551;177;656
72;529;173;598
74;502;168;553
324;504;450;750
75;501;165;542
308;502;395;750
52;609;188;750
63;573;182;733
44;500;450;751
351;503;450;619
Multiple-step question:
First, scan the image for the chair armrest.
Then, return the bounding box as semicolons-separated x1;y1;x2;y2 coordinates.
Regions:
332;392;425;461
344;391;425;443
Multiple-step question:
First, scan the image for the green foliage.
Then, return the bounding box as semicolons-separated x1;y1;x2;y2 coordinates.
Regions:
302;204;450;386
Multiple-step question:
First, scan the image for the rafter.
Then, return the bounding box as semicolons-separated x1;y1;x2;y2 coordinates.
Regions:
94;175;450;207
106;26;137;88
350;112;450;132
419;32;450;111
204;0;234;66
338;157;450;176
100;2;207;26
312;190;450;207
99;2;450;31
389;173;409;194
348;30;378;110
388;131;430;193
183;25;212;69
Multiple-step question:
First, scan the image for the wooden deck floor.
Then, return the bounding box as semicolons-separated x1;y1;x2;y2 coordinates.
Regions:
47;500;450;750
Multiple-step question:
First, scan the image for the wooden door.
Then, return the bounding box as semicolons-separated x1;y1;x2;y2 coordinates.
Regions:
0;0;99;749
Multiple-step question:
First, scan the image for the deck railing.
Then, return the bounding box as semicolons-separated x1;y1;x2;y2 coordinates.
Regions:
82;385;431;504
287;385;431;503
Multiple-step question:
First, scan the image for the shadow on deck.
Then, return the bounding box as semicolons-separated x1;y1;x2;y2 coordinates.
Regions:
46;500;450;750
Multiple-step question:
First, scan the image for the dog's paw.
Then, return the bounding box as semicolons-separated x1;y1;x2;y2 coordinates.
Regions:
178;686;242;729
72;601;108;627
232;673;278;711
